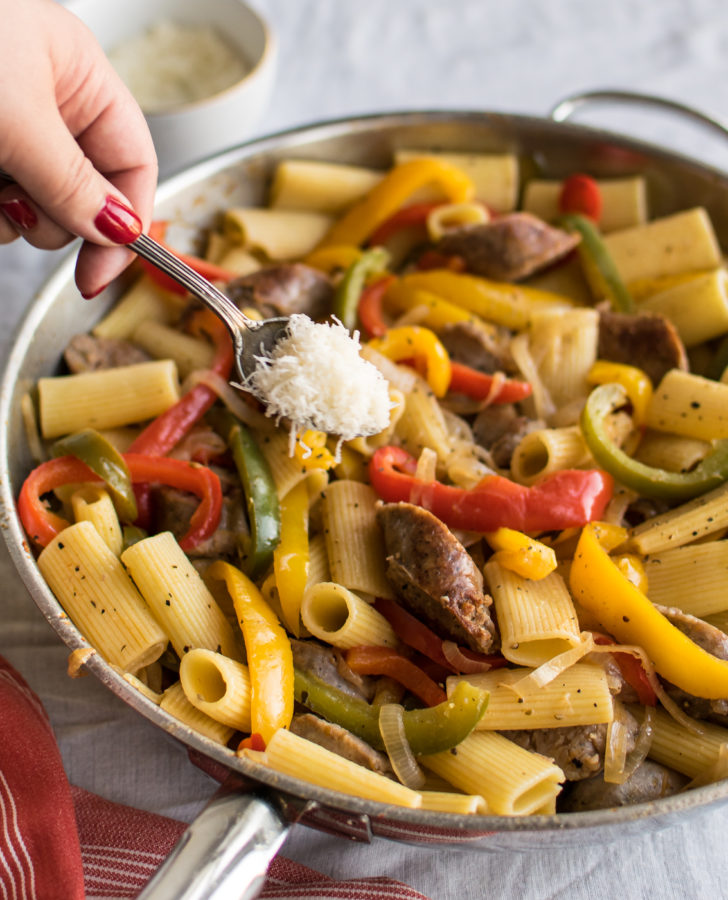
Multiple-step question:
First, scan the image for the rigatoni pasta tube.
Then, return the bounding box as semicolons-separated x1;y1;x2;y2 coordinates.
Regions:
160;681;235;746
529;308;599;410
645;706;728;779
38;521;167;674
420;731;564;816
92;275;183;340
121;531;241;661
301;582;397;649
510;426;593;485
645;541;728;617
638;269;728;346
179;648;252;731
449;664;613;731
39;360;180;439
645;370;728;440
70;485;123;557
223;208;334;260
262;728;422;808
270;160;382;213
627;482;728;554
321;480;394;599
259;430;329;501
131;320;214;379
484;561;581;666
522;176;647;232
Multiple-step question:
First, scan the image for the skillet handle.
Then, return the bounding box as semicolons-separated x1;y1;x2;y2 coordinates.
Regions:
549;89;728;143
136;789;290;900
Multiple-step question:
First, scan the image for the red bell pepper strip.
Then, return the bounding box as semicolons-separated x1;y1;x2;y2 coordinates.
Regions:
367;202;443;246
18;453;222;552
141;221;237;296
369;445;613;533
128;309;234;457
558;174;603;223
357;274;396;338
591;632;657;706
374;596;507;674
415;250;466;272
344;645;447;707
448;361;533;404
238;733;266;752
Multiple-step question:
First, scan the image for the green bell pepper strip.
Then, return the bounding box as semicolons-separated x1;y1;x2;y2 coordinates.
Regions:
557;213;635;313
581;382;728;501
294;668;488;755
217;411;281;579
52;429;137;522
333;246;390;331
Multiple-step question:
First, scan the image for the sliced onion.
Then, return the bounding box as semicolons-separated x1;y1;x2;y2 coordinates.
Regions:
378;703;426;790
414;446;438;483
441;641;492;674
511;632;594;695
188;369;274;430
604;698;646;785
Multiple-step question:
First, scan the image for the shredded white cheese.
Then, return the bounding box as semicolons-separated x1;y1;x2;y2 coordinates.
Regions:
247;315;392;440
109;21;250;113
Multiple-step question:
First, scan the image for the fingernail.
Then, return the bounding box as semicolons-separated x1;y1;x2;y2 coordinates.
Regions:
0;198;37;230
94;195;142;244
81;284;108;300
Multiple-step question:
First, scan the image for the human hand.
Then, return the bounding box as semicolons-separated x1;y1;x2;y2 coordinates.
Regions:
0;0;158;297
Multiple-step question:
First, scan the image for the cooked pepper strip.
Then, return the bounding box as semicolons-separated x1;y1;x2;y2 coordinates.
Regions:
52;429;137;523
367;326;452;397
273;479;309;637
587;361;653;426
557;213;635;313
591;632;657;706
224;413;281;580
317;158;475;249
294;668;488;755
18;453;222;551
558;174;603;222
140;221;236;295
345;646;447;707
129;309;234;457
484;527;557;580
448;362;532;405
357;274;396;338
369;445;613;533
384;279;479;331
293;430;337;471
333;246;390;331
304;244;363;274
373;597;507;674
581;382;728;501
367;201;443;246
208;561;293;742
570;522;728;699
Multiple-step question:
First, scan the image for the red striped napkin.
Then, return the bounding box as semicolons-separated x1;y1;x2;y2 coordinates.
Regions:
0;656;431;900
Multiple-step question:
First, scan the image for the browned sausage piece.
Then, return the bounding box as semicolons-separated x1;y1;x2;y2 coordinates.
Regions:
435;212;580;282
597;304;688;387
291;639;375;701
560;759;688;811
226;263;334;321
64;333;151;373
376;502;496;654
505;710;639;782
151;486;248;560
438;320;516;375
290;713;391;774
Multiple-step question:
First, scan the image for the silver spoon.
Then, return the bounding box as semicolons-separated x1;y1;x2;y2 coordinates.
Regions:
130;232;291;388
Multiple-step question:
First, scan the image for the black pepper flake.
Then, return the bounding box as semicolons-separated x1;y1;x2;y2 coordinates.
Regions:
622;615;630;623
57;542;65;550
183;645;190;653
301;690;309;704
165;599;171;606
450;747;458;755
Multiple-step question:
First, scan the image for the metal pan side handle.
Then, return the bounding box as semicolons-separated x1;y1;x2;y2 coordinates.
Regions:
136;789;290;900
549;89;728;144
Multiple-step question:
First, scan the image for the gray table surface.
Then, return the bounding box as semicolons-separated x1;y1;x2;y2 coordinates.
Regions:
3;1;728;897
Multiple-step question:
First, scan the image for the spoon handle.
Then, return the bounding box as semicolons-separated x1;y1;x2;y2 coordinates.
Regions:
130;233;253;338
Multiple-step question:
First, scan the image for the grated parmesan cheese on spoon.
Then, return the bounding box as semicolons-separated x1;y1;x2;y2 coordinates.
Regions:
247;315;392;441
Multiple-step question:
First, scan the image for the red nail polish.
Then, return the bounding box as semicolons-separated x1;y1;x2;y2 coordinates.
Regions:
0;198;37;230
81;284;108;300
94;196;142;244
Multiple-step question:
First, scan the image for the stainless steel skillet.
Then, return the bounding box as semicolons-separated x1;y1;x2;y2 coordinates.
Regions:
3;91;728;899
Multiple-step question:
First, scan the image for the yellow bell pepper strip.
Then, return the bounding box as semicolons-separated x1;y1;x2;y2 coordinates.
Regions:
52;428;137;523
333;246;390;331
484;527;557;580
316;158;475;249
369;445;613;533
294;668;488;755
273;479;309;637
220;412;280;580
367;325;452;397
399;269;573;330
293;430;337;471
614;553;649;593
208;560;293;742
570;522;728;699
581;382;728;501
304;244;362;274
557;213;635;313
384;279;481;331
587;360;653;427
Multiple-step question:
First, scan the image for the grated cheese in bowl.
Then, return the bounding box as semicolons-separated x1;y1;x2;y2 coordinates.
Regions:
247;315;392;441
108;20;250;113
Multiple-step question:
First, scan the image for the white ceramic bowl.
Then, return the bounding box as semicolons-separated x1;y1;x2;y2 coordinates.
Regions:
64;0;277;177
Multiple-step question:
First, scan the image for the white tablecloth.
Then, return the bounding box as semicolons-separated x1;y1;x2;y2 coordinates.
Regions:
3;1;728;896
